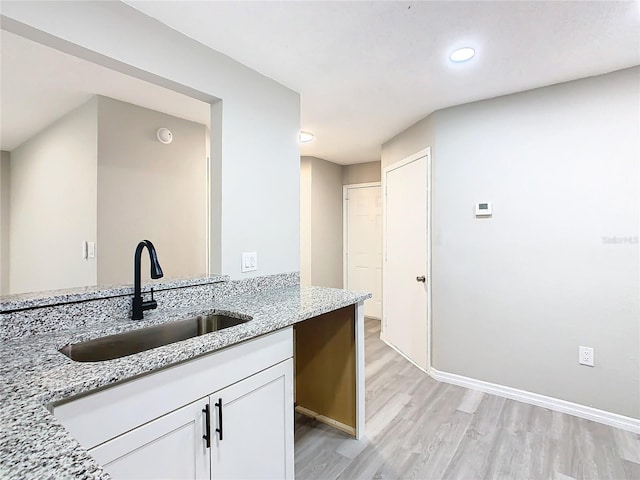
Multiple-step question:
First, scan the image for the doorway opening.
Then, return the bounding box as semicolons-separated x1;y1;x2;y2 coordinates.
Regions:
382;147;432;372
343;182;382;319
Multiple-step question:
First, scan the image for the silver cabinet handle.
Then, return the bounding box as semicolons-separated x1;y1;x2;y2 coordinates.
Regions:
416;276;426;282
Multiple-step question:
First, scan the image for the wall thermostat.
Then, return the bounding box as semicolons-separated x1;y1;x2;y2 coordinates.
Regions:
475;202;492;217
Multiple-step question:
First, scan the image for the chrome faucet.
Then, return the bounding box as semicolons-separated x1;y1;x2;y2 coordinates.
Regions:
132;240;164;320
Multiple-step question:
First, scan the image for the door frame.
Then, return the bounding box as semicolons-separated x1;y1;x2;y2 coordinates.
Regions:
342;181;382;301
381;147;432;373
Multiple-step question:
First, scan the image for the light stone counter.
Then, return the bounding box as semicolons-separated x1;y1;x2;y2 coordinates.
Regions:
0;284;370;480
0;275;229;313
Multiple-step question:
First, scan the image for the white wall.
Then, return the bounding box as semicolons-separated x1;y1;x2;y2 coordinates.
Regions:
300;156;343;288
0;151;10;294
301;159;382;290
9;98;98;293
382;114;436;171
300;158;312;286
97;96;207;285
382;67;640;419
1;0;300;280
311;157;343;288
343;161;381;185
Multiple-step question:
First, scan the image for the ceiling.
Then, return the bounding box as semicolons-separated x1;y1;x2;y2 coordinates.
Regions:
2;2;638;163
124;0;640;165
0;30;211;151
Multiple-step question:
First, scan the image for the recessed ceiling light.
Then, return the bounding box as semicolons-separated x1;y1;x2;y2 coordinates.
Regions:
299;131;314;143
449;47;475;63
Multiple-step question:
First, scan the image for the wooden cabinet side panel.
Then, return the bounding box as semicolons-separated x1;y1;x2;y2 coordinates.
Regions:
294;305;356;430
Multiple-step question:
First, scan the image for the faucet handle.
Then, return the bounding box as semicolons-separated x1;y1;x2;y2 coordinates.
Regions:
140;287;158;313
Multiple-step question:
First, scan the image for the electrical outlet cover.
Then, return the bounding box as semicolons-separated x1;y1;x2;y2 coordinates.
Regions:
579;346;594;367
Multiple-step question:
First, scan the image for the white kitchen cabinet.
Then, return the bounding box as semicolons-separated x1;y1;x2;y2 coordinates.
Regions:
53;328;294;480
89;359;293;480
209;359;294;480
89;398;210;480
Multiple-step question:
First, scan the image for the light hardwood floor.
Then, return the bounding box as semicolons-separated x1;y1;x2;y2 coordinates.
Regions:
294;318;640;480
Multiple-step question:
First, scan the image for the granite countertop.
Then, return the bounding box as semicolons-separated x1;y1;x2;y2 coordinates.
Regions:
0;285;370;480
0;274;229;313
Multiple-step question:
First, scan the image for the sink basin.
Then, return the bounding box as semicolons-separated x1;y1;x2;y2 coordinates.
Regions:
59;313;251;362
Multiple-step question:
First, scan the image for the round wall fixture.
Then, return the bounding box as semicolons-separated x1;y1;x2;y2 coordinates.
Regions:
299;131;314;143
156;127;173;144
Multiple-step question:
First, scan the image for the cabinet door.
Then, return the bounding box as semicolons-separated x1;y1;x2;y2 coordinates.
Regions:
210;359;294;480
89;398;210;480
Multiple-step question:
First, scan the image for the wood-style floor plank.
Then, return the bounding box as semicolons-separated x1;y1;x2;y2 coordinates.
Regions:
294;319;638;479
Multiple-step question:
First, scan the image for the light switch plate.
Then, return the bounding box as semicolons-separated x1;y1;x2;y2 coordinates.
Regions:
241;252;257;272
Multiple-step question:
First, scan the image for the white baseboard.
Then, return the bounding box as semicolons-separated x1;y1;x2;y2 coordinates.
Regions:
430;367;640;434
380;336;428;374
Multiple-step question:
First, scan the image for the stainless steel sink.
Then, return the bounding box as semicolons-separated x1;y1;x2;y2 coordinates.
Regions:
59;313;251;362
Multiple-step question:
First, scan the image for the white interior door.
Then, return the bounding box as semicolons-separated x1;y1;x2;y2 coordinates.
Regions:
383;149;430;371
345;183;382;319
